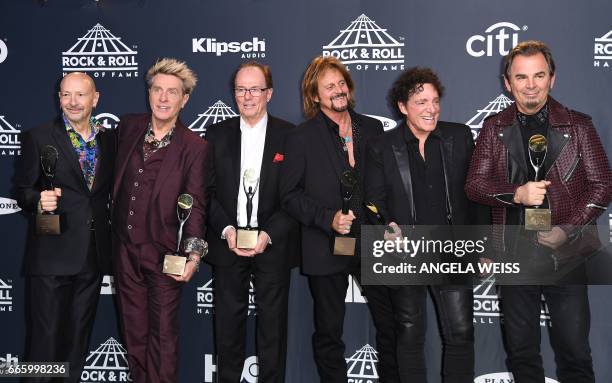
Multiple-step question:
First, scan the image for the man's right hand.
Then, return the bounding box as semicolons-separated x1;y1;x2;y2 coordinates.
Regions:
384;222;401;241
39;188;62;212
513;181;551;206
332;209;355;235
224;226;256;257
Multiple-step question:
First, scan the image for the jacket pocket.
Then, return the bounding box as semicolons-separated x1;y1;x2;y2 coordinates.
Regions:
563;154;581;183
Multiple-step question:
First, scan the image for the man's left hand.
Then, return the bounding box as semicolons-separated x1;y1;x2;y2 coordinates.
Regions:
168;253;199;282
537;226;568;250
253;231;271;254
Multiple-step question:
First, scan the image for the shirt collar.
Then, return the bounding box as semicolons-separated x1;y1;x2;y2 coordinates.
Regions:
240;113;268;133
517;103;549;128
402;121;441;143
146;121;175;142
62;114;101;142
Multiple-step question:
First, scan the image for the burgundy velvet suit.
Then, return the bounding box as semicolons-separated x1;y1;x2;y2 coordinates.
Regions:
112;113;207;383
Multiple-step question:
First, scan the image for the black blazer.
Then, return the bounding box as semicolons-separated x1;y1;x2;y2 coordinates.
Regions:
364;121;486;226
280;110;383;276
204;115;299;271
15;118;116;275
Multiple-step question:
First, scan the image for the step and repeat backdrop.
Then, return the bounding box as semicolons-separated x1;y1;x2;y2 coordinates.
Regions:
1;0;611;382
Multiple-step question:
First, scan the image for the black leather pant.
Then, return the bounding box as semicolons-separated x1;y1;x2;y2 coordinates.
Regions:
367;285;474;383
500;285;594;383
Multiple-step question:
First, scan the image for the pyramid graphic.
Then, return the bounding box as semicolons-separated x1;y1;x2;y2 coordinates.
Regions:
84;337;130;370
465;94;514;134
0;116;19;132
324;14;403;50
188;100;238;136
346;344;379;379
473;277;498;300
63;24;136;56
595;30;612;42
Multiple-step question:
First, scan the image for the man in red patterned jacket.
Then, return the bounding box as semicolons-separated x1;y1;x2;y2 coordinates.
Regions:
465;40;611;383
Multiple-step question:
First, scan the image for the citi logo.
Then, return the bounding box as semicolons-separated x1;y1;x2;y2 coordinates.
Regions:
0;353;19;368
0;115;21;156
197;277;257;315
0;39;7;64
474;372;559;383
322;14;405;71
100;275;115;295
82;337;131;382
466;22;527;57
62;23;139;79
594;30;612;69
365;114;397;132
345;275;367;304
346;344;378;382
0;197;21;215
466;94;514;139
204;355;258;383
95;112;120;130
192;37;266;58
0;278;13;313
188;100;238;138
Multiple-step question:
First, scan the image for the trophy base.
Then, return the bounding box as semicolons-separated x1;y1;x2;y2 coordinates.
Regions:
237;228;259;249
333;236;356;256
525;208;552;231
36;213;63;235
162;254;186;275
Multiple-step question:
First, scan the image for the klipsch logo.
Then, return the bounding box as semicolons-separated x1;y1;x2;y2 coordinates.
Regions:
95;113;120;130
594;30;612;69
81;337;131;382
196;277;257;315
62;24;139;78
0;115;21;156
0;39;7;64
188;100;238;138
466;22;527;57
466;94;514;139
192;37;266;58
203;355;258;383
322;14;404;71
0;278;13;313
0;353;19;368
346;344;379;382
0;198;20;215
475;372;559;382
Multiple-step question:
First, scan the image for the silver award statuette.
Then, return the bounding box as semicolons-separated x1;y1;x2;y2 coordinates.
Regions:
163;193;194;275
36;145;63;235
333;170;357;256
236;168;260;249
525;134;552;231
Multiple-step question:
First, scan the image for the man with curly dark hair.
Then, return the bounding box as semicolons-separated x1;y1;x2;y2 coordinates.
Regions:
364;67;482;383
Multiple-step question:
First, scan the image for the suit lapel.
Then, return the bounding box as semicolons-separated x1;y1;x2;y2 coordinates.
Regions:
52;121;89;193
316;115;344;181
150;122;186;201
258;117;277;200
113;116;149;197
227;119;242;192
544;127;570;178
499;121;529;178
91;130;110;193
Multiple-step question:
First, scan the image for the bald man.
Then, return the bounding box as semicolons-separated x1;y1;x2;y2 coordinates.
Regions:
16;72;116;383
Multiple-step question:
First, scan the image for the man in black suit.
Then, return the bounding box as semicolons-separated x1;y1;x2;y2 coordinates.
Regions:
205;61;297;383
364;67;478;383
280;56;394;383
15;72;115;383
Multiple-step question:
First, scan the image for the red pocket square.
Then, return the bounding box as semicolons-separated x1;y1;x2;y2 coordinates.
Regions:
273;153;284;163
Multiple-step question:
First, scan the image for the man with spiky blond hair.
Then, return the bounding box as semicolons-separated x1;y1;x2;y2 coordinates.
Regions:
112;58;208;383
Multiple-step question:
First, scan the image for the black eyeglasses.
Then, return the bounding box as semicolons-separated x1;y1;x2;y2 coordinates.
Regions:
234;87;269;97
